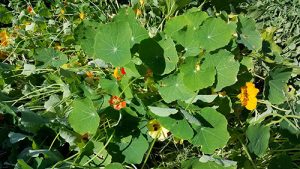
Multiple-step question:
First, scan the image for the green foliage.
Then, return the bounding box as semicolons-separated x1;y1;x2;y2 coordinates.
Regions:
0;0;299;168
68;98;100;135
246;124;270;157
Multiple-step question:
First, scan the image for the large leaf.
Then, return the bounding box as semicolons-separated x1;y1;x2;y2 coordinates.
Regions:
158;74;195;103
246;124;270;157
113;8;149;46
204;50;240;91
120;133;148;164
237;15;262;51
94;21;132;66
158;113;194;140
267;67;292;105
180;57;216;91
190;107;230;154
68;98;100;135
198;18;235;52
34;48;68;68
164;11;208;37
158;37;178;74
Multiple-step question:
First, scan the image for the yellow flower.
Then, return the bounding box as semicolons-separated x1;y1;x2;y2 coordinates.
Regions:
147;119;169;141
139;0;145;6
79;12;85;20
0;30;9;47
237;82;259;111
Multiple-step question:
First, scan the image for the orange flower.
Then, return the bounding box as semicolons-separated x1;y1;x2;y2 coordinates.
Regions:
113;67;126;81
0;30;9;47
86;71;94;78
27;6;33;14
109;96;126;110
237;82;259;110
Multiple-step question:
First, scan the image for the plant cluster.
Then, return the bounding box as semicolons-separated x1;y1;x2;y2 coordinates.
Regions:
0;0;299;168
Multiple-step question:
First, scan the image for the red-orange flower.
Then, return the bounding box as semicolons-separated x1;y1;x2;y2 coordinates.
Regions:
27;6;33;14
109;96;126;110
113;67;126;81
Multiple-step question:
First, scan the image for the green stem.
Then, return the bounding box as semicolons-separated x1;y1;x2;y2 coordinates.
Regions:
83;131;115;166
237;137;257;169
48;132;60;151
51;152;79;169
141;138;157;169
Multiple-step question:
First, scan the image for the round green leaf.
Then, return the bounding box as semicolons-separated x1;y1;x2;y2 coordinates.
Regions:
35;48;68;68
94;22;132;66
158;74;195;103
198;18;235;52
190;107;230;154
68;98;100;135
113;8;149;46
180;57;216;91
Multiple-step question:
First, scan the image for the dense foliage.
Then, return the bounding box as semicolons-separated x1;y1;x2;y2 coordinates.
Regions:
0;0;299;168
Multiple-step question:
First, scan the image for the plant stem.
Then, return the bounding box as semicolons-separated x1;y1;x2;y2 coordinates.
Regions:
141;138;157;169
237;137;257;169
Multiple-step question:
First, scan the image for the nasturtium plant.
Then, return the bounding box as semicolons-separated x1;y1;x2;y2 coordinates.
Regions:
1;0;299;168
68;98;100;135
190;107;230;154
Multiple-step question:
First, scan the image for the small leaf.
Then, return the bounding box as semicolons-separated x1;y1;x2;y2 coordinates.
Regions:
21;64;36;76
35;48;68;68
148;106;178;117
8;132;28;144
267;67;292;105
246;124;270;157
185;95;218;104
68;98;100;135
